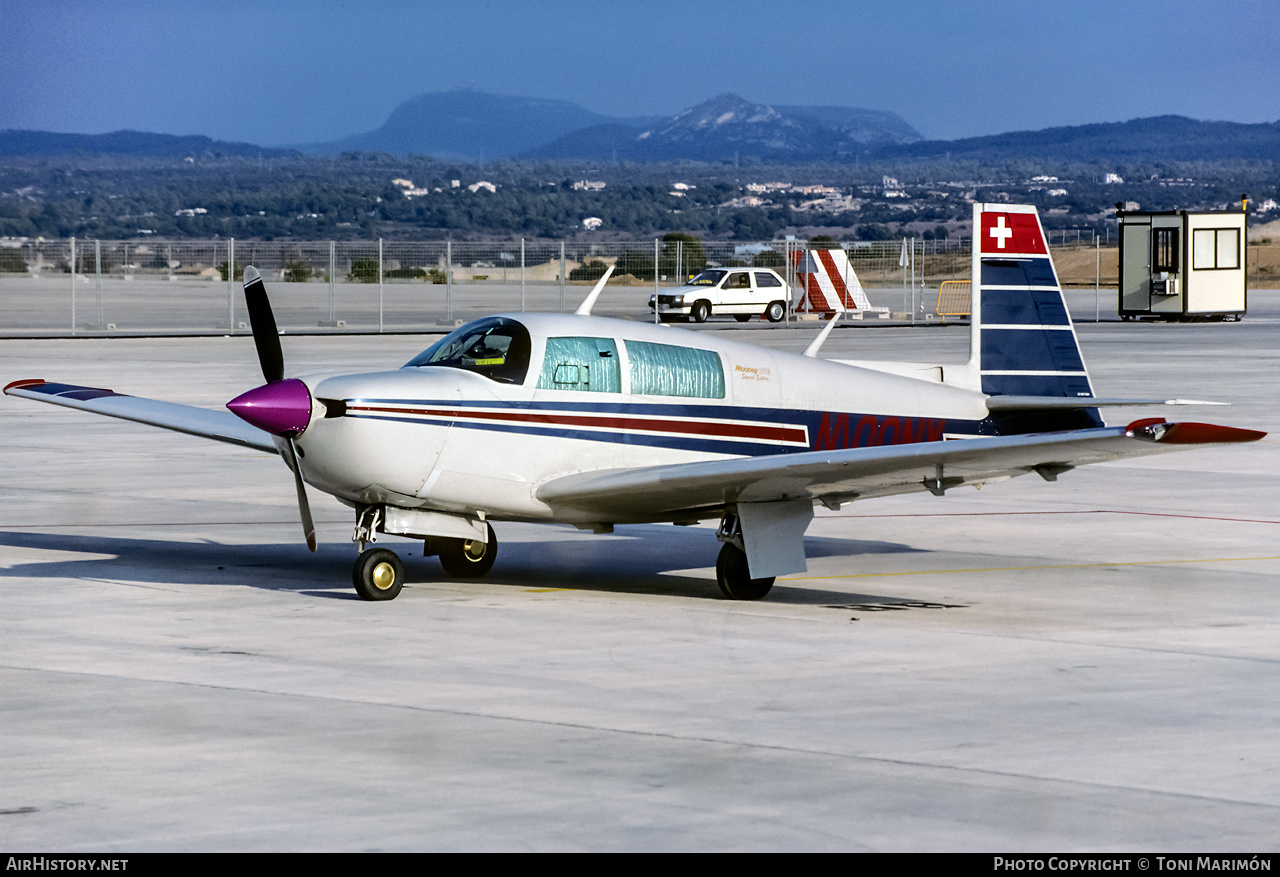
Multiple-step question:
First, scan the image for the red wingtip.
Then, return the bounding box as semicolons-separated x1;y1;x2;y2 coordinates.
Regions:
4;378;45;394
1128;418;1267;444
1159;422;1267;444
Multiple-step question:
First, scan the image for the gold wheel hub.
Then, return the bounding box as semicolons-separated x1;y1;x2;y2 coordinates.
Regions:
371;561;397;591
462;540;486;562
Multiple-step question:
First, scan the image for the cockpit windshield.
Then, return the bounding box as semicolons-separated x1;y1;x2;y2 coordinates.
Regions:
685;269;726;287
404;317;531;384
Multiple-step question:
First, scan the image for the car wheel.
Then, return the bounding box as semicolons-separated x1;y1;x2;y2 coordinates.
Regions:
765;301;786;323
691;301;711;323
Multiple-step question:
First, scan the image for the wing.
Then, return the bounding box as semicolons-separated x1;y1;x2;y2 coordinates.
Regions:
535;419;1265;522
5;379;277;453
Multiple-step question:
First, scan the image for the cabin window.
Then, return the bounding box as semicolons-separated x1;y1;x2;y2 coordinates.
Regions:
754;271;783;288
1192;228;1239;270
625;340;725;399
403;317;531;385
537;337;621;393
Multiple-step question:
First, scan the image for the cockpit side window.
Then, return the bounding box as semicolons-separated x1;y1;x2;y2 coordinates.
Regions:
537;337;621;392
404;317;532;384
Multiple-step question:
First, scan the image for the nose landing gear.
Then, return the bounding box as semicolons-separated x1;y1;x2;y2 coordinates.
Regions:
353;547;404;601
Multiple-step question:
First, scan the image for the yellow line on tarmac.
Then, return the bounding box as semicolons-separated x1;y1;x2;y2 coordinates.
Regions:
784;555;1280;581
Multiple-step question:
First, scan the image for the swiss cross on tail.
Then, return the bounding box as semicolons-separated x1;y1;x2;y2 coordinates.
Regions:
979;211;1047;255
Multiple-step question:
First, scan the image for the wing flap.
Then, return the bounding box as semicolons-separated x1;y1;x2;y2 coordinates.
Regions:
535;420;1265;520
5;379;277;453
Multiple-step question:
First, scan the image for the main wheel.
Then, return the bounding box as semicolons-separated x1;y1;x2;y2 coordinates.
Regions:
353;547;404;601
733;314;752;323
438;522;498;578
715;542;775;600
765;301;786;323
691;300;711;323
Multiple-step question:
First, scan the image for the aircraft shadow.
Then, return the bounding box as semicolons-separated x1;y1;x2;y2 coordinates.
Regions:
0;526;931;606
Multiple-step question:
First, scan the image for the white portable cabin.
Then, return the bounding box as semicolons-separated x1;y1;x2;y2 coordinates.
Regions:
1118;208;1247;321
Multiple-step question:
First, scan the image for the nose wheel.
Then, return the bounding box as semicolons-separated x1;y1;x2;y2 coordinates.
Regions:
353;547;404;601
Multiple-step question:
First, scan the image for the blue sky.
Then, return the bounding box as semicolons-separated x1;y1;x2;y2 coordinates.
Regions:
2;0;1277;146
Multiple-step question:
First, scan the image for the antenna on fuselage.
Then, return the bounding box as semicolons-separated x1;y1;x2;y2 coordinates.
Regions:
573;265;616;316
802;300;845;358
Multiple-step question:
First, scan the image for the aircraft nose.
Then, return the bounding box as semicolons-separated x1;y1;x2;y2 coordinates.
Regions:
226;378;312;436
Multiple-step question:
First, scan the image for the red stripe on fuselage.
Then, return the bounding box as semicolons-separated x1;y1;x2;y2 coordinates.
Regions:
347;405;809;445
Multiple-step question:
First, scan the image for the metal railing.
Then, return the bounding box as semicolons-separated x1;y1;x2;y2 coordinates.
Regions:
0;234;1107;334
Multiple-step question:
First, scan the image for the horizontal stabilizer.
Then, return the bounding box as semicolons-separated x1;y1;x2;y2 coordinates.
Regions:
5;379;277;453
986;395;1229;412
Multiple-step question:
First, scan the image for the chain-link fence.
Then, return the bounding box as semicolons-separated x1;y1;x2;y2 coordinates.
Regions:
0;234;1106;334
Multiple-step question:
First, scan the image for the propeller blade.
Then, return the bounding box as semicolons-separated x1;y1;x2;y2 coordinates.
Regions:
285;437;317;552
242;266;285;384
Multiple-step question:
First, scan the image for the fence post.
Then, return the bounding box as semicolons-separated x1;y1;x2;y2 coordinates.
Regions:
69;236;76;334
1095;234;1101;322
520;238;525;312
559;241;566;313
378;238;384;334
653;238;659;324
328;240;336;324
94;239;103;329
446;240;452;323
227;237;235;330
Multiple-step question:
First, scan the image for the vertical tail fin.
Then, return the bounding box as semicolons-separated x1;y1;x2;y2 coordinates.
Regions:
968;203;1095;399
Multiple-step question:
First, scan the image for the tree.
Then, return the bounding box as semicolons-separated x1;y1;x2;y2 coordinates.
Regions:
616;250;655;282
569;259;609;281
348;258;379;283
659;232;706;281
283;261;313;282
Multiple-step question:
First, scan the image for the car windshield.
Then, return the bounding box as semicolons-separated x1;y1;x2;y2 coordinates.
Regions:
404;317;531;384
686;270;726;287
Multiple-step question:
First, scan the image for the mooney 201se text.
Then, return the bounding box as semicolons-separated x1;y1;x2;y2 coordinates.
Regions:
6;204;1264;601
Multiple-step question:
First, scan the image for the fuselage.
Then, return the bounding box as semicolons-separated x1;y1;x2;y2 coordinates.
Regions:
294;313;994;523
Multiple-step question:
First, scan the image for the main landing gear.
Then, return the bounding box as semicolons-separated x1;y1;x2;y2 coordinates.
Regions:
714;513;775;600
350;506;499;601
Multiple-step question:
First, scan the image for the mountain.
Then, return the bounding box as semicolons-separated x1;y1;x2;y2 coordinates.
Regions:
0;129;298;159
878;115;1280;163
305;89;661;160
525;93;923;161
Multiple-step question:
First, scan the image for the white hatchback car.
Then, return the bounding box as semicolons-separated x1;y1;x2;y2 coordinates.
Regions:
648;268;792;323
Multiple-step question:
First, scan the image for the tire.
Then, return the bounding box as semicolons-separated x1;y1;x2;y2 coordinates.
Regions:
733;314;752;323
765;301;786;323
715;542;774;600
691;300;711;323
438;522;497;578
353;548;404;601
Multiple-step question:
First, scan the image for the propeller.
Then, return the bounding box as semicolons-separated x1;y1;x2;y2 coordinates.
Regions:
227;266;317;552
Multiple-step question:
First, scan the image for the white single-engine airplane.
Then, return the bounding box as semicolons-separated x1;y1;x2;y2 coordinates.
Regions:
6;204;1265;601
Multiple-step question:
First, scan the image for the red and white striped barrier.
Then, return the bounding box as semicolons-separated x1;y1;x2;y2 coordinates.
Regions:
789;249;887;317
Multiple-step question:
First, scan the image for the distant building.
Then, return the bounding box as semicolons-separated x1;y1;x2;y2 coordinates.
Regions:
572;180;606;192
582;217;603;230
467;181;497;193
1104;173;1125;184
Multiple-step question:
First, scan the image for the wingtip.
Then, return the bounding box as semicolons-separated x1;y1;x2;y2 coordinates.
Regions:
242;265;261;287
4;378;45;395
